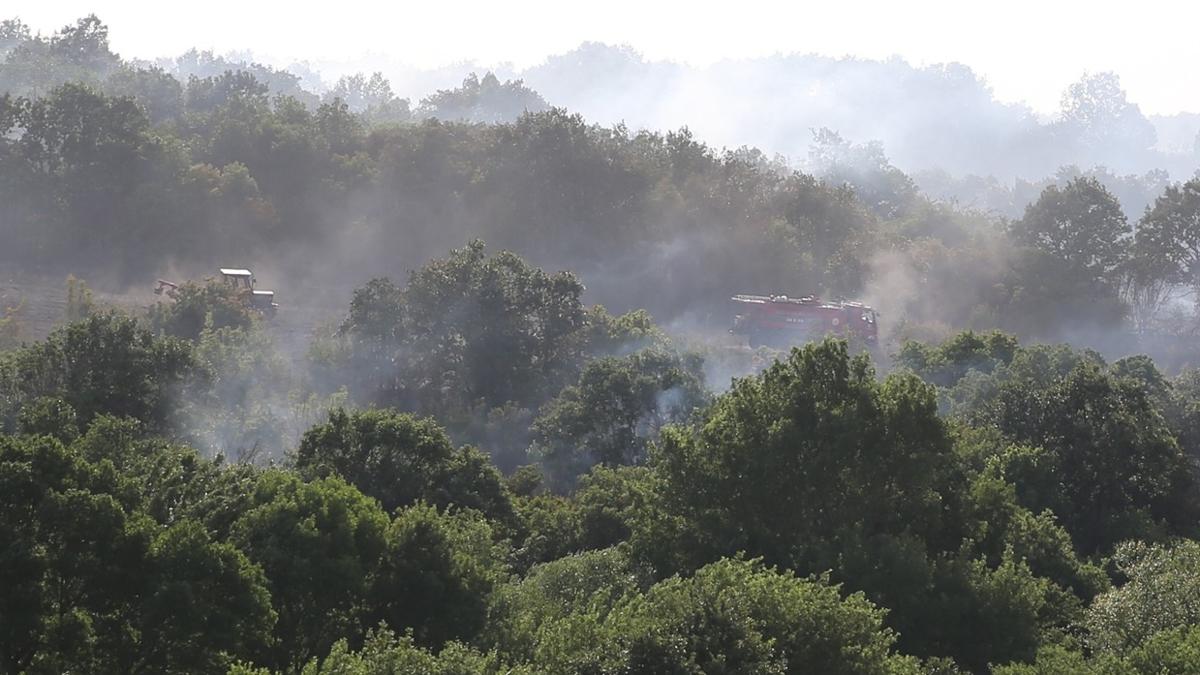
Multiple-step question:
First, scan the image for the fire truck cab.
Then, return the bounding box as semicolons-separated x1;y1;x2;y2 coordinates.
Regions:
730;294;878;348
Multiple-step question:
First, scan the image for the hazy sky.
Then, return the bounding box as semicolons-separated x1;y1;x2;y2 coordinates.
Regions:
15;0;1198;115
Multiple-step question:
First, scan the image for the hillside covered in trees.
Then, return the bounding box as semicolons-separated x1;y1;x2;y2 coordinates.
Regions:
4;14;1200;675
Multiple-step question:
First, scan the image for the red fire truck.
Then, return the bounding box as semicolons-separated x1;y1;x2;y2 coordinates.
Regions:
730;294;879;347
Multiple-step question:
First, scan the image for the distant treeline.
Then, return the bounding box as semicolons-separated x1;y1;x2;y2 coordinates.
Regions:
5;16;1200;349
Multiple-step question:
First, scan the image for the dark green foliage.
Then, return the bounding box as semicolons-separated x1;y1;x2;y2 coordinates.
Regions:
105;65;184;124
230;471;389;673
0;431;273;673
994;248;1130;340
69;414;263;537
483;548;654;662
135;520;275;673
993;178;1133;339
148;280;258;341
6;315;1200;672
0;68;898;331
654;338;954;572
295;407;514;523
1123;626;1200;674
522;557;921;674
961;469;1109;608
276;627;522;675
0;311;199;433
954;348;1200;554
336;241;588;416
1163;366;1200;462
510;465;661;569
367;504;509;648
613;559;910;674
17;397;80;443
532;348;708;487
646;337;1114;668
994;626;1200;674
895;331;1019;388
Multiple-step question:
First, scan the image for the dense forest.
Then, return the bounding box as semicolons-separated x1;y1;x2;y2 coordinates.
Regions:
5;14;1200;675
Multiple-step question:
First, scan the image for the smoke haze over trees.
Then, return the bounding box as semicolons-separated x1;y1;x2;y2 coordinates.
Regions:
7;16;1200;358
6;13;1200;675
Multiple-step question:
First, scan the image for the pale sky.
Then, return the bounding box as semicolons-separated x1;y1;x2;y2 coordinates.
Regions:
13;0;1199;115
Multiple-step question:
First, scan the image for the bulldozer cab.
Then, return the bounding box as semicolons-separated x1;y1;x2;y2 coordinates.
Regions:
219;268;279;315
220;268;255;291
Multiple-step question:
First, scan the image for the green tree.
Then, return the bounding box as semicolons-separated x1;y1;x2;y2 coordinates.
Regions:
1165;366;1200;462
230;471;388;673
548;557;921;674
1086;540;1200;654
134;520;275;673
295;408;513;521
1133;178;1200;292
105;65;185;124
1059;72;1157;159
992;644;1129;675
895;330;1019;388
282;627;519;675
509;464;663;570
368;504;509;648
1124;625;1200;675
66;415;264;538
0;19;30;59
2;83;161;268
0;431;272;673
148;279;259;342
64;275;95;322
0;433;116;672
1010;177;1131;282
653;339;954;572
325;72;411;126
531;348;708;487
961;355;1200;554
648;339;1079;666
417;72;549;124
17;397;80;443
1;311;199;433
961;468;1108;611
994;626;1200;675
0;15;119;95
337;241;588;419
483;547;653;662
